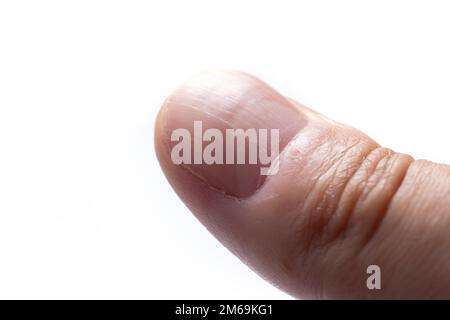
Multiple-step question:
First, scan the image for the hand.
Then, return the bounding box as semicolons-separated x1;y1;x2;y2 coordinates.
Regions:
155;70;450;299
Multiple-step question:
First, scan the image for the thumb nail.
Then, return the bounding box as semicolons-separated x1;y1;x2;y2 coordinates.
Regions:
160;71;306;197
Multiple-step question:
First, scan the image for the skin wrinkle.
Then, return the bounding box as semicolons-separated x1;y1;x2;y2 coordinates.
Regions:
293;150;338;252
280;128;352;275
336;148;392;240
302;134;366;245
356;149;393;203
317;139;368;215
360;154;413;249
325;145;383;243
373;160;423;236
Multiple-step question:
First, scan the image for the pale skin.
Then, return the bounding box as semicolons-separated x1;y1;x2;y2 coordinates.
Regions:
155;70;450;299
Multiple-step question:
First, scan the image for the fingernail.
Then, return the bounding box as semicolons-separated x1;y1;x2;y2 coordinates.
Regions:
161;71;306;197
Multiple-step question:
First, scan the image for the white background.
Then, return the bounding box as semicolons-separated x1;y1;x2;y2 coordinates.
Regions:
1;1;450;299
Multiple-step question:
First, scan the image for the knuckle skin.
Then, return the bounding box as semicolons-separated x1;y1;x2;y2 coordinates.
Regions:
280;127;414;298
300;133;413;251
327;147;414;249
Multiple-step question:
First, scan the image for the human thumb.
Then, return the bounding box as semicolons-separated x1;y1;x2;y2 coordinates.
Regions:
155;70;450;299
